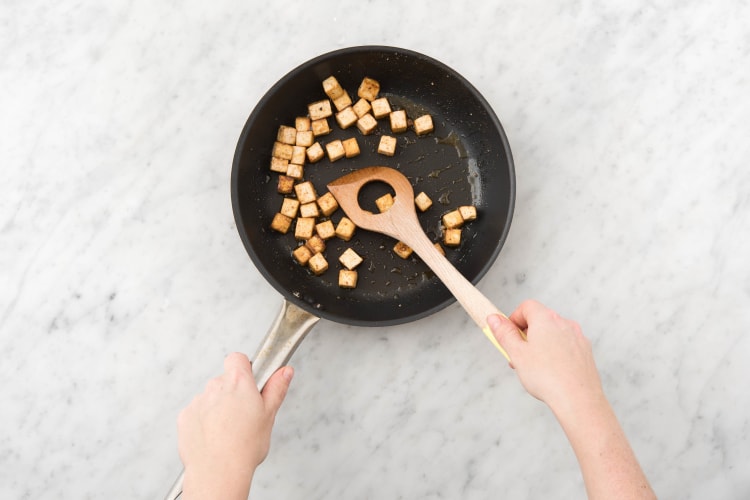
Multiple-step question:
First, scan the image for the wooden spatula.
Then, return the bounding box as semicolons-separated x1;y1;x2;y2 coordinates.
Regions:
328;166;515;361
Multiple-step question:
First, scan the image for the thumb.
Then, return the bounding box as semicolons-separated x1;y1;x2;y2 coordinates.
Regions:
261;366;294;414
487;314;525;364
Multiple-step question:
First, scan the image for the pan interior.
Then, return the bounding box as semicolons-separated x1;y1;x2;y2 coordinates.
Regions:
232;46;514;326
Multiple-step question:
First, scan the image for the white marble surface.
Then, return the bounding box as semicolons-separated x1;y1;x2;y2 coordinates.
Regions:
2;1;749;498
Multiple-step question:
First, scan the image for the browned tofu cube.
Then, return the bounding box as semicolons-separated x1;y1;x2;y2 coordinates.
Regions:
293;245;313;265
371;97;392;119
325;140;345;162
393;241;413;259
315;220;336;240
342;137;360;158
444;228;461;247
295;116;311;131
294;217;316;240
299;202;319;218
413;114;434;136
272;141;294;160
389;110;408;133
377;135;397;156
270;213;292;234
280;198;300;219
296;130;314;147
277;175;295;194
335;217;356;241
291;145;306;165
358;77;380;101
322;76;344;99
317;192;339;216
442;210;464;229
311;118;331;137
308;252;329;275
356;113;378;135
338;269;358;289
414;192;433;212
434;242;446;256
294;181;317;204
308;99;333;120
335;107;358;129
269;157;288;173
305;235;326;254
286;163;304;180
339;248;363;270
375;193;394;213
306;142;325;163
458;205;477;222
352;98;371;118
277;125;297;145
332;91;352;112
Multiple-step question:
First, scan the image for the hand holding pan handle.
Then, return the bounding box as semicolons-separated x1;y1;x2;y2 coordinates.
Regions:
163;300;319;500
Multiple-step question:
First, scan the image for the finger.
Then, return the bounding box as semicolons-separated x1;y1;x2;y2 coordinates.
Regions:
224;352;253;374
261;366;294;415
487;314;525;361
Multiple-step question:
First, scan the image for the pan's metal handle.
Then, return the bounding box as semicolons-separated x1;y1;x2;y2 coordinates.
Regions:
163;300;320;500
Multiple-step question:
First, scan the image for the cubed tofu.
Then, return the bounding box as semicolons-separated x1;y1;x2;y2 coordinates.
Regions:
371;97;392;119
322;76;344;99
315;220;336;240
338;269;358;289
414;192;433;212
317;192;339;216
295;181;317;204
291;145;306;165
333;91;352;112
308;253;329;275
325;140;345;162
339;248;363;270
269;157;289;173
413;114;434;136
308;99;333;120
272;141;294;160
299;202;320;218
444;228;462;247
335;217;356;241
311;118;331;137
277;125;297;145
358;77;380;101
458;205;477;221
393;241;413;259
377;135;397;156
295;116;311;131
293;245;313;265
280;198;300;219
305;235;326;254
270;213;292;234
434;242;446;256
286;163;304;180
352;98;371;118
375;193;395;213
335;106;358;129
390;110;408;133
294;217;316;240
442;210;464;229
277;175;295;194
306;142;325;163
342;137;360;158
356;113;378;135
296;130;314;147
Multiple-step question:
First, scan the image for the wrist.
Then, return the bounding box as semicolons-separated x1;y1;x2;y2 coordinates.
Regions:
182;462;254;500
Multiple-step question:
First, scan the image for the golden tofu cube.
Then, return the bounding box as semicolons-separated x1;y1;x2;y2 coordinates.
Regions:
371;97;391;119
375;193;394;213
277;125;297;145
413;114;434;136
325;140;345;162
305;235;326;254
299;202;320;218
434;242;446;256
442;210;464;229
414;192;433;212
286;163;304;180
377;135;397;156
308;252;329;275
333;91;352;112
311;118;331;136
356;113;378;135
335;217;356;241
444;228;461;247
339;248;363;270
389;110;408;133
352;98;371;118
342;137;360;158
294;217;316;240
296;130;314;147
295;116;311;131
335;107;358;129
291;145;306;165
272;141;294;160
459;205;477;221
338;269;358;289
322;76;344;99
294;181;317;204
270;213;292;234
306;142;325;163
393;241;413;259
293;245;313;265
308;99;333;120
315;220;336;240
317;192;339;216
277;175;295;194
358;77;380;101
269;157;288;173
280;198;300;219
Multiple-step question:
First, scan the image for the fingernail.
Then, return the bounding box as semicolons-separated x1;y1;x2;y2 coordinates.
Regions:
283;366;294;382
486;314;503;331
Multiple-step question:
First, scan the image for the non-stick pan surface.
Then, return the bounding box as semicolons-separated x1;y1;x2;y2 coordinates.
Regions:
231;46;514;326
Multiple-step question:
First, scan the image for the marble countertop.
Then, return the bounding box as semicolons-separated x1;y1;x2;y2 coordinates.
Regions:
2;1;749;498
